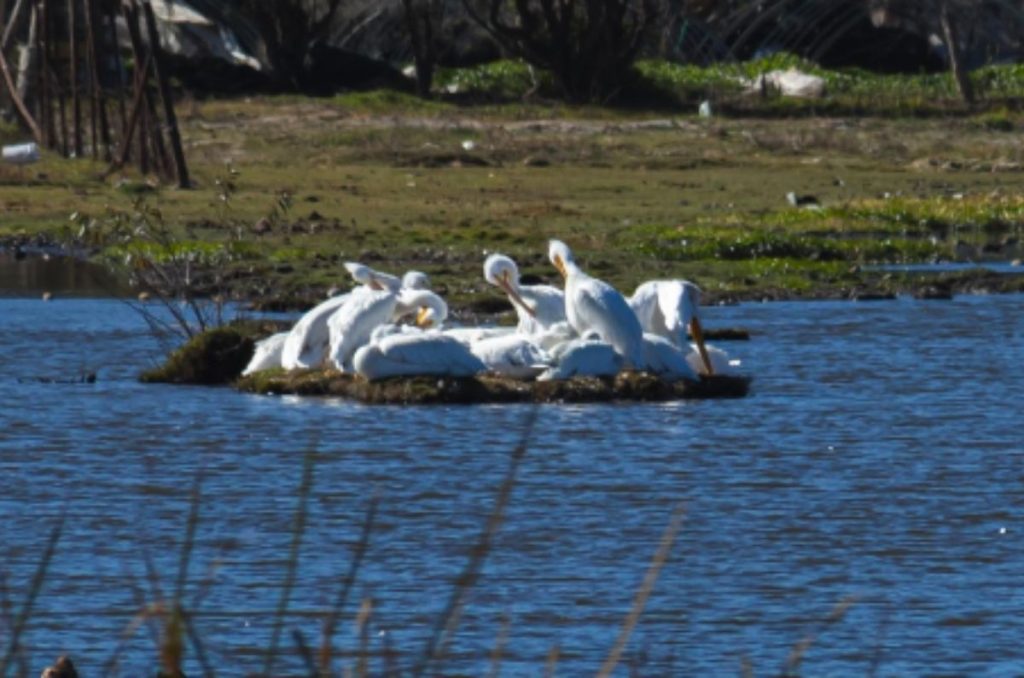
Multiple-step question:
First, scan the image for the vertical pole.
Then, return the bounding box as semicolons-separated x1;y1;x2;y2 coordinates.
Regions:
105;7;127;158
67;0;83;156
38;0;54;148
141;0;188;188
122;0;167;176
83;0;109;160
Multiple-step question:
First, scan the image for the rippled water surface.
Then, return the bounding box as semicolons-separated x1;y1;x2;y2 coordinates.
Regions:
1;295;1023;676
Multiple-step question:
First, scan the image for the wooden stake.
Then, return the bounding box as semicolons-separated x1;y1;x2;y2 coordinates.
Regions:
0;11;43;143
104;7;127;157
39;0;54;148
106;49;151;174
122;0;168;176
83;0;109;159
68;0;82;156
141;0;188;188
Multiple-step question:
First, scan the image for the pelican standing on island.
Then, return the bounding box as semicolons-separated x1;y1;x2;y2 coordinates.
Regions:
483;253;565;334
629;279;714;376
548;239;644;368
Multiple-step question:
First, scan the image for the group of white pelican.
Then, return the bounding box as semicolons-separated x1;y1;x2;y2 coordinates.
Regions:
242;240;738;382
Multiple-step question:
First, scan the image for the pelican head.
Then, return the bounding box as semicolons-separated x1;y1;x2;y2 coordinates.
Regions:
398;289;448;328
484;253;537;318
677;282;714;377
402;270;430;290
548;240;574;279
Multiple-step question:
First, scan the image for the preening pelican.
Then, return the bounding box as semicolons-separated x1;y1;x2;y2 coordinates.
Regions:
242;331;289;376
353;331;486;381
469;333;551;378
629;279;714;376
483;254;565;334
548;239;644;368
282;264;432;370
327;288;448;371
537;338;623;381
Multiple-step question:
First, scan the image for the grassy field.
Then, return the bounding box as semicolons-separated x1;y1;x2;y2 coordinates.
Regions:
2;58;1024;316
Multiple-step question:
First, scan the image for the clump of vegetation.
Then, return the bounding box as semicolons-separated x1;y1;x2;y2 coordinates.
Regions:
140;325;255;385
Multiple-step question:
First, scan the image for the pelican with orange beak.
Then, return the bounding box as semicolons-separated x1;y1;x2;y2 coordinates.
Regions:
483;253;565;334
628;279;715;376
548;239;644;368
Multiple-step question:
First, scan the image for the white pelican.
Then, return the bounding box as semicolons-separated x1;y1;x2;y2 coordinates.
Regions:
532;320;577;352
641;334;698;382
469;333;551;378
353;331;486;381
443;325;516;345
548;240;644;368
483;253;565;334
281;263;430;370
629;279;714;376
242;331;289;376
537;337;623;381
327;288;448;371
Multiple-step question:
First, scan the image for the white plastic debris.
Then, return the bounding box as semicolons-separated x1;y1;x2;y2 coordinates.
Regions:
698;100;713;118
2;142;40;165
461;140;476;151
746;68;826;98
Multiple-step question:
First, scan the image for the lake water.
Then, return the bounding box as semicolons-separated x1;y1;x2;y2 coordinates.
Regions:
1;293;1022;676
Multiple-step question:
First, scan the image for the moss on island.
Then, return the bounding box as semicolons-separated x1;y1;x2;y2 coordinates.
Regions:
236;368;751;405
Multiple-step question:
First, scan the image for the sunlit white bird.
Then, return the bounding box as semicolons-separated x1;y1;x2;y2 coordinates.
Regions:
537;337;623;381
327;288;448;371
641;334;698;382
281;263;429;370
242;331;289;376
548;239;644;368
469;333;551;378
628;279;714;376
353;331;486;381
483;253;565;334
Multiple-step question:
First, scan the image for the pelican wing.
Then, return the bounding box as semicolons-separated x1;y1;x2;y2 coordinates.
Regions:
281;293;351;369
326;289;397;371
519;284;566;333
470;334;551;378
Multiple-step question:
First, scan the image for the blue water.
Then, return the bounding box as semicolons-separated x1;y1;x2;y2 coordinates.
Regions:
1;295;1023;676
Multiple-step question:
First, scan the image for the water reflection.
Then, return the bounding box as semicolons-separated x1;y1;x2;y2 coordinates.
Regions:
0;251;127;296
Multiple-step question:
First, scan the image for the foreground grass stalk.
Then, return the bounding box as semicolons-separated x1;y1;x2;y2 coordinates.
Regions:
596;505;686;678
263;452;316;676
413;407;539;677
780;596;857;676
0;514;64;677
318;495;379;677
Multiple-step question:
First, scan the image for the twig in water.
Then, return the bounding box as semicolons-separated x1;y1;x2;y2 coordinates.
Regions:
319;494;379;676
264;452;317;676
292;629;318;678
355;597;373;678
597;505;686;678
780;596;857;677
413;406;540;677
543;645;560;678
486;614;510;678
0;513;64;675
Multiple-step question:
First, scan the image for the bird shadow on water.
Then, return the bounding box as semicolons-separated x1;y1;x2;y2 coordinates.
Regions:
0;408;861;677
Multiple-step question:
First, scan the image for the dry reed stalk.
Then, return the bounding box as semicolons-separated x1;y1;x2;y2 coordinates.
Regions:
0;514;64;675
318;494;379;676
596;504;686;678
413;406;539;676
780;596;857;677
263;452;316;676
